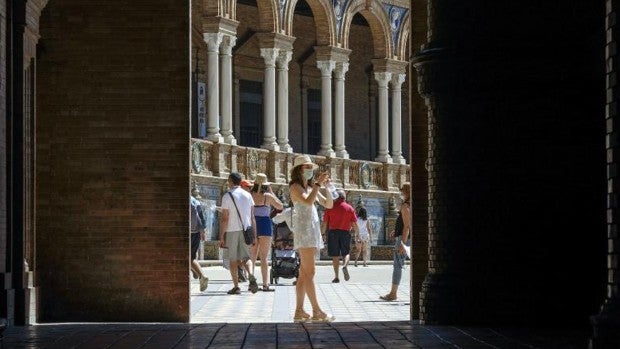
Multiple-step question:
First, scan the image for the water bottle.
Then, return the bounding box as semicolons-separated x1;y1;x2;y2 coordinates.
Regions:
325;181;339;200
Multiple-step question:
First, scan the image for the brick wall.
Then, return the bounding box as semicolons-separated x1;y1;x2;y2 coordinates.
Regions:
0;0;7;275
36;0;189;322
408;0;429;321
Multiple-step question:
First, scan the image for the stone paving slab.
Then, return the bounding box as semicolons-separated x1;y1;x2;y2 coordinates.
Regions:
190;265;410;323
1;322;589;348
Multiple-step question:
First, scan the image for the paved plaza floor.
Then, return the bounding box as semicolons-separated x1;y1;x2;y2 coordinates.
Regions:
190;263;411;323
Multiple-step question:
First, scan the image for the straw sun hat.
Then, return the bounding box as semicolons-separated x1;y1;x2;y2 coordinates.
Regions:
293;154;318;169
254;173;271;186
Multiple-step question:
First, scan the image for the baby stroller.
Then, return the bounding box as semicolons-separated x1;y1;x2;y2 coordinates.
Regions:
269;217;300;284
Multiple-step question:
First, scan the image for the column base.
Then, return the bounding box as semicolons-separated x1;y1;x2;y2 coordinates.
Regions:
261;142;280;151
277;143;293;153
223;134;237;145
318;147;335;158
335;149;349;159
374;153;393;163
392;155;406;164
589;298;620;348
206;133;223;143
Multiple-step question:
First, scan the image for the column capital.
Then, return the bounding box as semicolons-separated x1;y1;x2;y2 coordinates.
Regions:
203;32;223;52
391;73;406;88
334;62;349;80
220;35;237;56
276;50;293;68
374;72;392;87
317;60;336;77
260;47;280;67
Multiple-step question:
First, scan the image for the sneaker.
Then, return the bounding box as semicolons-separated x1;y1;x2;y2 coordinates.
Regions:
227;287;241;295
199;277;209;292
332;278;340;283
343;266;350;281
248;274;259;294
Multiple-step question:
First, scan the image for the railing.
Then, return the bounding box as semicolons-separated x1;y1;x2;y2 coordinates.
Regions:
191;138;409;193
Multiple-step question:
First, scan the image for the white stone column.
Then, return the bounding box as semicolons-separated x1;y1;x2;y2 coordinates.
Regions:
204;33;223;142
220;35;237;145
260;48;279;150
277;50;293;152
375;72;392;163
317;60;336;157
334;62;349;158
391;73;406;164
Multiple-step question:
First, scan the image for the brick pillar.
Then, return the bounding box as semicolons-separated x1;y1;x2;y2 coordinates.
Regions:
413;0;606;326
590;0;620;347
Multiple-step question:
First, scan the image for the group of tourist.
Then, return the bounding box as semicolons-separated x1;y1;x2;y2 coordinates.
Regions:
189;154;411;322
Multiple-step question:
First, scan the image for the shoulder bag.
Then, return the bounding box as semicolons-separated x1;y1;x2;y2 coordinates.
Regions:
228;192;255;245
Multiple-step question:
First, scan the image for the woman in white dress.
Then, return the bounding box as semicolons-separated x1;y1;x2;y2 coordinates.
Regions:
289;155;334;322
353;206;372;267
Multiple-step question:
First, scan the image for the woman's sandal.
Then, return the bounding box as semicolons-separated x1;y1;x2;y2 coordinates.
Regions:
379;294;397;301
294;310;311;323
310;311;335;323
262;285;275;292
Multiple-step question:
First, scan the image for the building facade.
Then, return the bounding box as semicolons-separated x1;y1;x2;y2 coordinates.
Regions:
1;1;619;348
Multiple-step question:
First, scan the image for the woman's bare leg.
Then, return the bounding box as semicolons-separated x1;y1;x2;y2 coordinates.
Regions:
250;243;258;275
258;236;271;287
297;247;324;315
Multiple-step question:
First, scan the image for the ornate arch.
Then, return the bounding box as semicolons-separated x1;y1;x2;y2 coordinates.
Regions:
396;10;410;61
283;0;335;46
341;0;392;59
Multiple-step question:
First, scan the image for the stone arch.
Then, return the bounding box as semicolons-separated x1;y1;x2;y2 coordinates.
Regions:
396;10;410;61
341;0;391;59
283;0;335;46
254;0;281;32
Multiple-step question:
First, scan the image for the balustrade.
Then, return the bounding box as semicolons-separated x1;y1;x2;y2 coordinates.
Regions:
190;138;409;192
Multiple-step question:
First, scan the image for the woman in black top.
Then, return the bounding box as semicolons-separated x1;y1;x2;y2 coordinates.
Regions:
380;182;411;301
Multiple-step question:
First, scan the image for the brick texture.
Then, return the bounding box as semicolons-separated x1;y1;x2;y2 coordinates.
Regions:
35;0;189;322
409;0;429;321
0;0;7;275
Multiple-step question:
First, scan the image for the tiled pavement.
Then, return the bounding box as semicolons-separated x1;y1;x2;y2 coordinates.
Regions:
190;264;410;323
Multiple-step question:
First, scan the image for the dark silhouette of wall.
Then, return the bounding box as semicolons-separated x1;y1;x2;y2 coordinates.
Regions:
413;0;607;327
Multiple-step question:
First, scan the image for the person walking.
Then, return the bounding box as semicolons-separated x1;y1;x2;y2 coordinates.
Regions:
190;194;209;292
250;173;283;291
237;179;254;283
289;155;334;322
353;205;372;267
220;172;259;295
380;182;411;301
321;190;359;283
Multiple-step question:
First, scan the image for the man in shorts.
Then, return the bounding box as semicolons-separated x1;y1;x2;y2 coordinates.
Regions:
219;172;259;294
321;190;359;283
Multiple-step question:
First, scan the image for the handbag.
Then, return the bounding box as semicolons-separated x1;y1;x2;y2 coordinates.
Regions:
228;192;255;245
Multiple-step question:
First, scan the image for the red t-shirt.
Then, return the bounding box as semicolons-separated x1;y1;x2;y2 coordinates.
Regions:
323;199;357;231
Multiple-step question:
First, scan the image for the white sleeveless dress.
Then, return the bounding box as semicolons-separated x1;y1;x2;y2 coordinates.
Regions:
292;199;324;250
